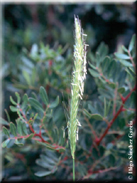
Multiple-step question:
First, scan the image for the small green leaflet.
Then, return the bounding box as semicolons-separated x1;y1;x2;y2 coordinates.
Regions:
36;141;56;150
34;171;53;177
119;60;133;67
22;94;28;108
128;34;136;52
10;96;17;105
29;98;44;112
40;86;49;105
2;139;10;148
88;68;100;77
83;109;91;118
5;109;10;122
2;127;10;137
10;106;18;112
16;119;23;136
15;92;21;104
25;133;34;140
23;70;31;85
10;122;17;136
16;119;29;136
13;83;28;89
30;43;38;58
0;117;9;125
117;87;126;94
83;109;103;120
49;96;59;108
108;82;116;89
88;62;97;70
36;159;55;169
114;53;130;60
122;46;128;53
31;92;37;99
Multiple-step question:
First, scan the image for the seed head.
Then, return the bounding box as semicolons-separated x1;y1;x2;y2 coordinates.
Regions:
68;16;88;159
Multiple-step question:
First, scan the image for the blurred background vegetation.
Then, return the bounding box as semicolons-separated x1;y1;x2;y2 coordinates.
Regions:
1;2;136;181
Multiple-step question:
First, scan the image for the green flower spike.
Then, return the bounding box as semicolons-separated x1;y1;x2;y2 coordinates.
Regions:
68;15;88;180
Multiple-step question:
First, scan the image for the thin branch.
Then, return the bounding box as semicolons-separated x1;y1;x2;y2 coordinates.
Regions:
9;134;30;140
84;117;98;139
96;85;136;146
107;130;124;135
82;154;106;179
113;84;118;116
34;133;50;144
91;166;118;174
96;67;110;84
44;128;54;143
128;50;136;73
16;104;65;151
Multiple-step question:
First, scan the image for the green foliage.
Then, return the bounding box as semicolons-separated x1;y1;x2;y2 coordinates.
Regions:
9;122;17;136
40;86;49;105
84;109;103;120
49;96;59;108
2;127;10;137
2;35;136;180
2;4;136;181
2;87;62;151
9;43;71;101
2;139;11;148
35;150;58;177
81;34;136;179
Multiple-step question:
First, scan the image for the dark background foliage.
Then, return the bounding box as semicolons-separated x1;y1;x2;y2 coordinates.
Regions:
3;2;136;116
1;2;136;181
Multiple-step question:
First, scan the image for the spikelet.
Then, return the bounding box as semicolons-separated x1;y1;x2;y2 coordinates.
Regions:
68;16;88;159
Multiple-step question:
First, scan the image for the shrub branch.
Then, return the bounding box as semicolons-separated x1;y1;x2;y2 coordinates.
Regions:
95;85;136;146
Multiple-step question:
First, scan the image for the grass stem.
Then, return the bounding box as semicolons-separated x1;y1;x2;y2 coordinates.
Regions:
73;157;75;181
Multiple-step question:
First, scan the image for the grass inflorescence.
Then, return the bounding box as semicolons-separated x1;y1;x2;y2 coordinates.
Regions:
68;15;88;180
